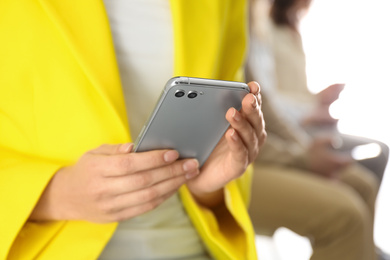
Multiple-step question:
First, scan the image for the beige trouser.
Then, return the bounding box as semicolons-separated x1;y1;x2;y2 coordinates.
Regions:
249;161;379;260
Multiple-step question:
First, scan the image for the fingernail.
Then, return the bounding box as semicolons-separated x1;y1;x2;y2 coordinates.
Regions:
183;159;199;171
185;170;199;179
251;94;257;108
164;150;179;162
232;108;241;121
121;143;133;153
230;129;238;141
255;82;261;93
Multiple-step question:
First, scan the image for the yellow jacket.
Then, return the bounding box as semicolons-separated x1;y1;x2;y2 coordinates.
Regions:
0;0;256;259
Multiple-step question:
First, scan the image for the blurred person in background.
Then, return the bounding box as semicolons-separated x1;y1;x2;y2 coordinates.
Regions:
246;0;389;259
248;0;388;180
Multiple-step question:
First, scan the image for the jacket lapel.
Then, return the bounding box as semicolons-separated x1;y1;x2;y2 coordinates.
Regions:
39;0;131;140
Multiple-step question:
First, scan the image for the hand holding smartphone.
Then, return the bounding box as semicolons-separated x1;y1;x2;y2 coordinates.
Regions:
133;77;250;166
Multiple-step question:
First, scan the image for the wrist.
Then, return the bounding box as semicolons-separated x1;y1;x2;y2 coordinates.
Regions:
29;167;70;221
186;184;224;209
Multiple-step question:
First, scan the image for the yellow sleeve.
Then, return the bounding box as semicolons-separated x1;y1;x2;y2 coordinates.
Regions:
0;149;62;259
0;150;117;260
179;166;257;260
0;1;127;259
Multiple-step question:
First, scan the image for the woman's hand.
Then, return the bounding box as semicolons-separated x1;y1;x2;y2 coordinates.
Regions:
186;81;266;207
30;144;199;223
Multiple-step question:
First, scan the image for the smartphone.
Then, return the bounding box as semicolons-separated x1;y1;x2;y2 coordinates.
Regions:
133;76;250;167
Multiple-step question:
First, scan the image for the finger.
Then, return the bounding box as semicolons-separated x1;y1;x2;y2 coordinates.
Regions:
109;174;188;214
226;107;260;162
98;149;181;177
238;82;265;146
335;154;353;167
107;158;199;195
247;81;261;106
225;128;249;174
314;137;335;148
248;81;260;95
111;191;177;222
89;143;134;155
241;92;264;130
235;93;267;158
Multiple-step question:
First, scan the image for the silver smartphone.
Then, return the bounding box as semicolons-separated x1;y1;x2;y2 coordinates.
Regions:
133;76;250;166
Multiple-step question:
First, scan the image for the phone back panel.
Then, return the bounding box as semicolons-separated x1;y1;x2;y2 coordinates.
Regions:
134;77;249;166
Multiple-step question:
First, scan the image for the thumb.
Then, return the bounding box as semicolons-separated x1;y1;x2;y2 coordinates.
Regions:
89;143;134;155
328;83;345;93
319;83;345;104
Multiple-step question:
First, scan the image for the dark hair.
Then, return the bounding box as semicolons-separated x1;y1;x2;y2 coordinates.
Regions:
270;0;311;29
271;0;294;26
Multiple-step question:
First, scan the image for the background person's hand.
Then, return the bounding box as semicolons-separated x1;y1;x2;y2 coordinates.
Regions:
317;83;345;105
306;137;353;179
30;143;199;223
302;104;338;126
186;81;267;207
302;83;345;127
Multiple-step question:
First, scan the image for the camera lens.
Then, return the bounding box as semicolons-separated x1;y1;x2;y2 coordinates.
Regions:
175;90;185;97
188;91;197;99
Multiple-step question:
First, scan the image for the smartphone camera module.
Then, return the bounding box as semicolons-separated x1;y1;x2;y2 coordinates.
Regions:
187;91;198;99
175;90;185;98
